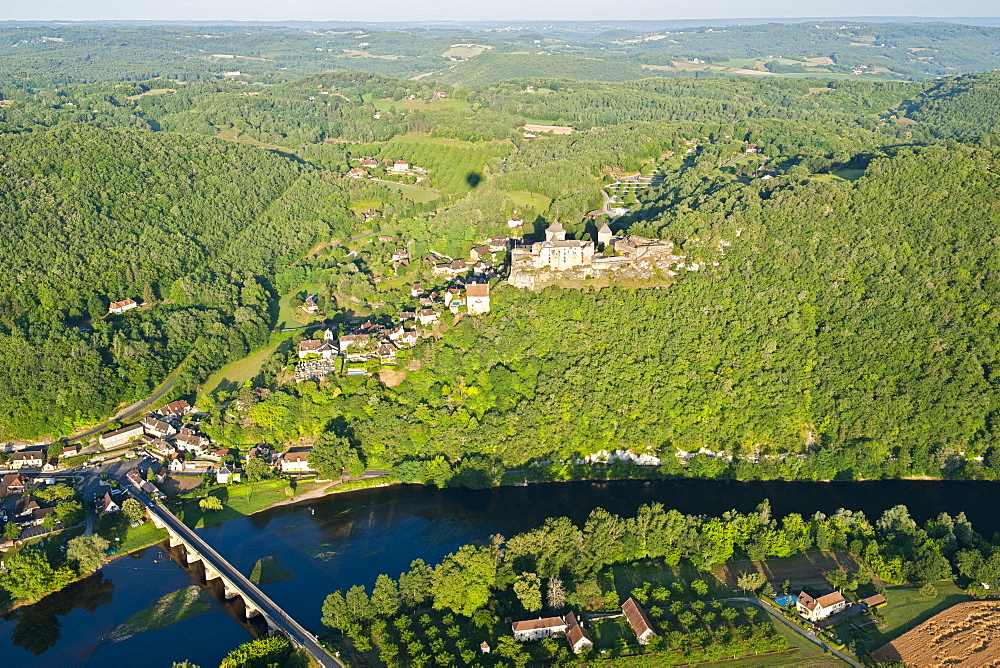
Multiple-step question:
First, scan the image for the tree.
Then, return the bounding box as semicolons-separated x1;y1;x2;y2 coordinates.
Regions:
547;576;566;609
399;558;434;609
371;573;401;618
4;522;19;541
431;545;497;616
146;467;157;482
121;498;145;524
199;496;223;512
513;572;543;612
67;535;110;573
918;582;937;599
737;572;766;594
310;432;365;479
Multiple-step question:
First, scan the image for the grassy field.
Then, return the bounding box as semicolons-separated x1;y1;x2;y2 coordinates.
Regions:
714;550;859;592
866;581;970;648
507;190;552;213
118;521;168;554
248;555;294;585
373;179;441;203
106;585;213;642
176;478;324;529
743;611;844;667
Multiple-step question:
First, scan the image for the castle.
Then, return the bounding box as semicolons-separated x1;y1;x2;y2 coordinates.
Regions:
509;222;682;289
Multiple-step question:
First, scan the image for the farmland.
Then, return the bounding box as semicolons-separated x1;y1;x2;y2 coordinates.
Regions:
870;601;1000;665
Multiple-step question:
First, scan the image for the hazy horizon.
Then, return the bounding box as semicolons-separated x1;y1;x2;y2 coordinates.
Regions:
4;0;999;23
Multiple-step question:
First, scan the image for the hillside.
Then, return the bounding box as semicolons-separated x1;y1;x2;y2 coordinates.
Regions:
899;70;1000;137
432;53;646;86
0;126;356;440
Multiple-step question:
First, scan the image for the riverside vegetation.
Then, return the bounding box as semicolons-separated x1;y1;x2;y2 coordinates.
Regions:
319;501;1000;665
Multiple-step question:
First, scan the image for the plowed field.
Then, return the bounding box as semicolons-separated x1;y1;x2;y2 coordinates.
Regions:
870;601;1000;666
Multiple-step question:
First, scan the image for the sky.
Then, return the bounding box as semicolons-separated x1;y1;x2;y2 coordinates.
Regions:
4;0;999;23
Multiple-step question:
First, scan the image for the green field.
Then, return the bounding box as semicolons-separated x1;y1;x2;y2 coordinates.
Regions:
118;521;169;554
507;190;552;213
373;179;441;203
865;581;970;648
372;98;467;113
199;333;293;399
177;478;323;529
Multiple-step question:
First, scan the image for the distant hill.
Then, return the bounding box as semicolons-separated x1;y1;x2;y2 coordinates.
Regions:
432;53;646;86
899;70;1000;137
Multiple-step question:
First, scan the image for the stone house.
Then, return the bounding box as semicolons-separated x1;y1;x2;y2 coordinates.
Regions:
99;423;145;449
622;597;657;644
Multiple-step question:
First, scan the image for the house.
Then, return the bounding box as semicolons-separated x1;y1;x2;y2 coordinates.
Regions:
14;497;41;518
302;296;319;314
410;283;423;297
469;246;491;262
108;298;138;314
299;330;338;359
417;309;440;326
390;160;409;173
174;430;209;454
507;218;524;229
168;456;185;472
377;342;398;362
146;437;175;458
279;448;313;473
377;234;394;242
479;642;490;654
160;400;193;417
433;259;468;277
59;444;80;458
23;506;57;528
564;612;594;654
745;144;759;153
373;111;382;120
43;457;59;472
391;248;408;263
489;237;511;252
622;597;657;644
216;464;242;484
523;131;538;139
465;283;490;315
512;617;568;641
797;591;849;622
10;449;45;469
348;167;368;178
97;491;120;515
0;473;29;498
142;415;176;438
360;156;379;168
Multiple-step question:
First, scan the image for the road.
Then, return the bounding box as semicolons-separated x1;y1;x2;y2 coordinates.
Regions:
59;375;177;445
723;597;861;667
126;482;343;668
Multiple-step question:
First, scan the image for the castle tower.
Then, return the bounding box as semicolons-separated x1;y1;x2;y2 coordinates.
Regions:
545;221;566;242
597;222;613;247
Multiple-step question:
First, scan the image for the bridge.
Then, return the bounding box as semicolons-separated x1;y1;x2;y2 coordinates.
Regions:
125;481;343;668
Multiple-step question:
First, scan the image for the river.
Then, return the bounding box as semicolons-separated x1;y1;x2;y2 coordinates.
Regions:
2;479;998;667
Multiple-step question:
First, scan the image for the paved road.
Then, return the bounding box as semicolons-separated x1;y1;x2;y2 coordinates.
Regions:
722;597;861;667
126;482;343;668
59;376;177;445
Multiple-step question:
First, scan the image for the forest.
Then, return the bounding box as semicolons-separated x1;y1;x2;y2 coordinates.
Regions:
319;501;1000;665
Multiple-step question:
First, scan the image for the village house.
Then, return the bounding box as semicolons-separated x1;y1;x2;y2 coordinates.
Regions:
469;246;491;262
59;444;80;458
160;399;193;418
390;160;409;173
126;469;166;500
377;234;394;242
512;616;568;641
622;597;657;644
279;448;314;474
145;437;174;458
13;497;40;518
564;612;594;654
98;423;145;449
216;464;242;484
489;237;511;252
142;415;176;438
479;641;490;654
108;298;138;314
410;283;423;297
174;428;210;453
302;295;320;314
433;259;468;277
347;167;368;178
0;473;29;498
507;218;524;229
96;491;120;516
417;309;440;326
10;449;45;469
391;248;409;263
360;156;378;168
797;591;849;622
466;283;490;315
299;329;338;359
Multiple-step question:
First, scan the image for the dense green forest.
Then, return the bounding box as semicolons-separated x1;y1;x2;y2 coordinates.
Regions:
0;126;361;438
321;502;1000;664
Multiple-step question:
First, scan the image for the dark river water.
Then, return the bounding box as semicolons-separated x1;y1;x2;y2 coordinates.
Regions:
2;479;999;667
